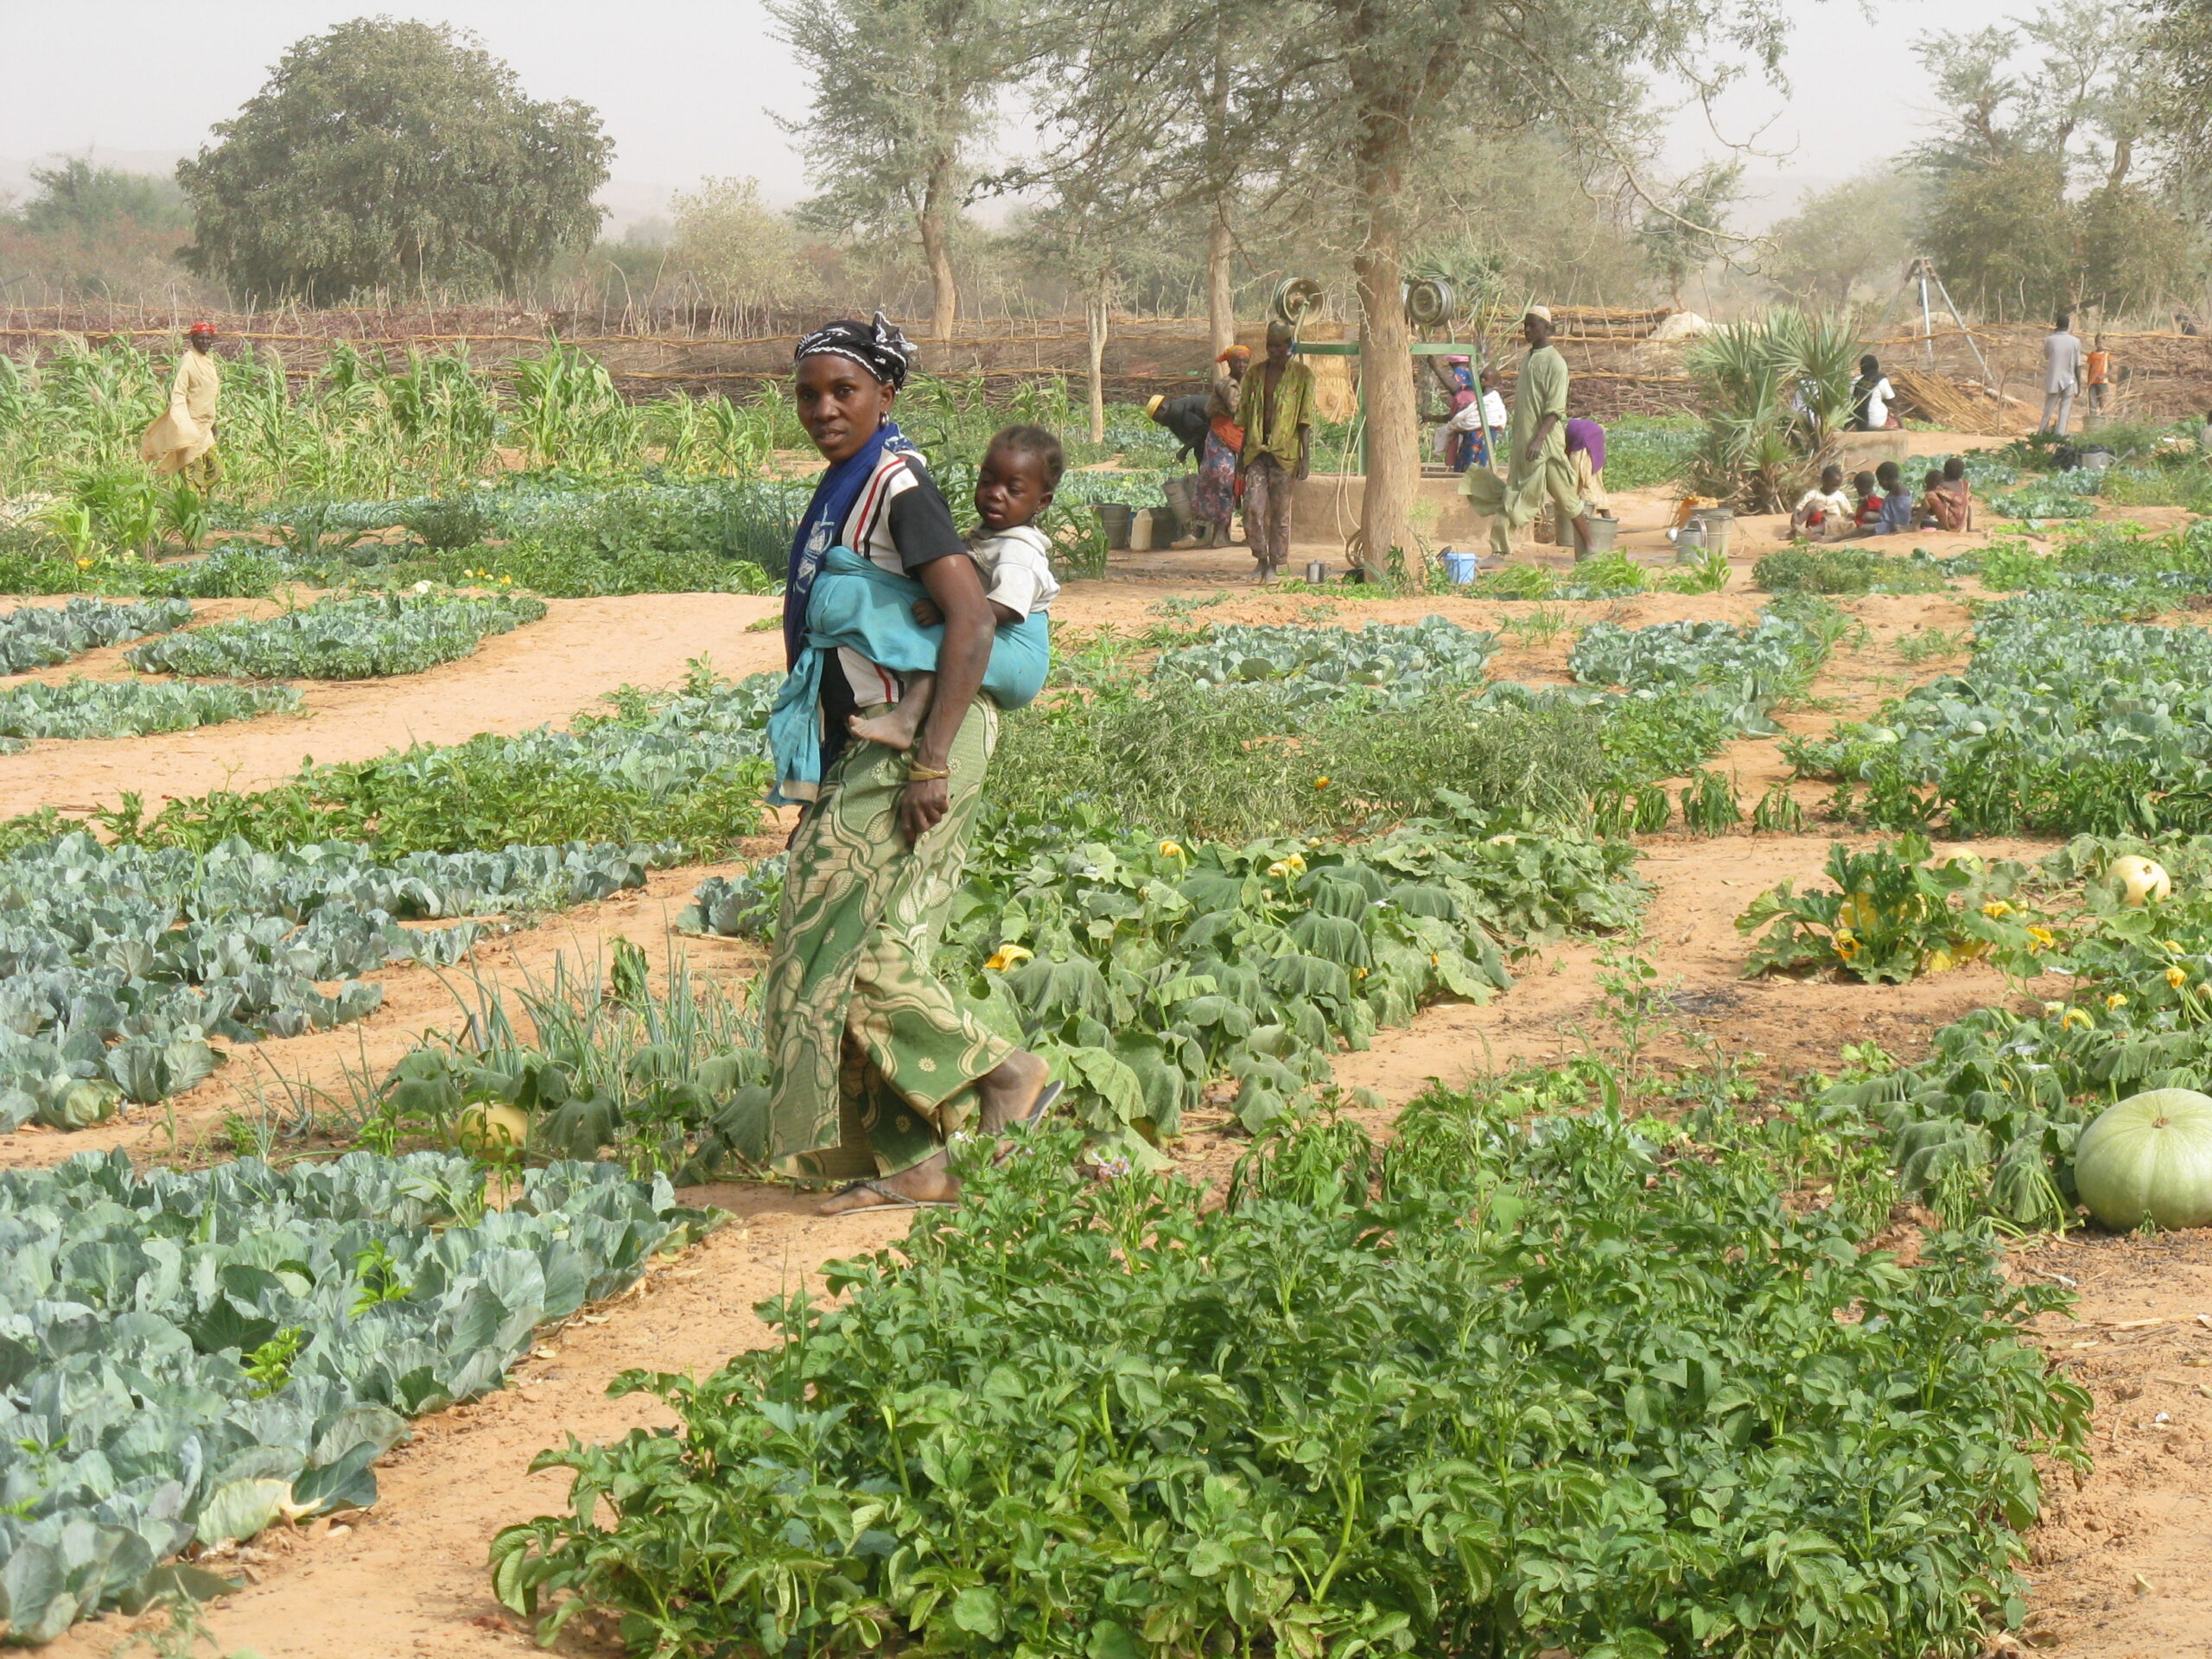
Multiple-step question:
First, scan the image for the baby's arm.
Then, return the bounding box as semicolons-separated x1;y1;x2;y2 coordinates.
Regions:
988;598;1024;626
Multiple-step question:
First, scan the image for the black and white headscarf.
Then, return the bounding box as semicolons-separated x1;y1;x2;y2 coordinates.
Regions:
793;312;918;389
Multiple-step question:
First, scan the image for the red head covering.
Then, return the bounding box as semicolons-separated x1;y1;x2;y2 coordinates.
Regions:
1217;345;1251;364
187;321;215;337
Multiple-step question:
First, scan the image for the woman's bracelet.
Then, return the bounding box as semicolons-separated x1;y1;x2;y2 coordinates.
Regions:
906;763;950;782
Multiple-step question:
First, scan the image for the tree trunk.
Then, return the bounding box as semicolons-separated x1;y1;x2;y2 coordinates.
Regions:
1086;285;1109;445
2107;130;2135;189
1207;205;1236;357
918;159;960;367
1352;168;1415;582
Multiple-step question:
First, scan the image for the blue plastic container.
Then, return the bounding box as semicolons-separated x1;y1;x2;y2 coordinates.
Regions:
1441;549;1478;583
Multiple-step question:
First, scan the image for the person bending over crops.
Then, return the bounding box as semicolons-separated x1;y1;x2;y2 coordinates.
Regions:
760;315;1061;1216
1193;346;1249;546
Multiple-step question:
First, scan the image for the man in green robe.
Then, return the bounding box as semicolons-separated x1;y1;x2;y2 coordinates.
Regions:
1462;307;1592;558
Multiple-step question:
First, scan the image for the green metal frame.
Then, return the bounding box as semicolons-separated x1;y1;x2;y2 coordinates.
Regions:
1287;339;1485;471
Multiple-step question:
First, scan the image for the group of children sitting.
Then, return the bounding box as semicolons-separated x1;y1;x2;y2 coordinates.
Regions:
1789;456;1974;540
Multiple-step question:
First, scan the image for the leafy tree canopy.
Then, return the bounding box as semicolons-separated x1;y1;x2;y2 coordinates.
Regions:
15;160;189;235
176;17;613;302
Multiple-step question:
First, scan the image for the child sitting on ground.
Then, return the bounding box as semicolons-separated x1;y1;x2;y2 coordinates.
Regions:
1790;464;1852;538
1921;458;1973;531
1852;471;1882;531
849;423;1063;750
1870;461;1915;535
1915;467;1951;531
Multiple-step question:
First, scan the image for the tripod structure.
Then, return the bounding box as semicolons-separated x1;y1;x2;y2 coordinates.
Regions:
1875;256;1992;382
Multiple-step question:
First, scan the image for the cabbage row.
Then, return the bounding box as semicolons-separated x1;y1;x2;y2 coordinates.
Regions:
1150;616;1496;709
0;600;194;672
1568;606;1834;734
123;592;547;680
0;679;300;749
0;1150;707;1643
1789;600;2212;835
0;835;663;1130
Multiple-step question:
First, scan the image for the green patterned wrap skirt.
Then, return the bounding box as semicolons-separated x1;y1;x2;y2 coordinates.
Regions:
760;698;1011;1179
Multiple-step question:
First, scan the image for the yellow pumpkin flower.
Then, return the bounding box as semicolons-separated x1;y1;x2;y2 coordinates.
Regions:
1266;860;1291;879
2063;1007;2094;1030
2106;992;2127;1011
1284;853;1306;874
2026;926;2055;952
1157;840;1185;859
1980;899;2012;918
2167;964;2188;988
1313;776;1332;790
983;944;1033;972
1834;929;1860;961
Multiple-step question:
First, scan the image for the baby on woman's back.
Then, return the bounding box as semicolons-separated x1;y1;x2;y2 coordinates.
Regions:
850;424;1061;750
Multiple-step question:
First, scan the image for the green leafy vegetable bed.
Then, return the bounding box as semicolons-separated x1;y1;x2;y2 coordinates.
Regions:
0;834;664;1128
682;801;1642;1143
0;678;299;747
0;1150;705;1643
1752;545;1951;595
1151;617;1495;709
1568;604;1834;733
123;592;547;680
15;673;779;860
0;598;194;671
1789;598;2212;835
493;1096;2087;1659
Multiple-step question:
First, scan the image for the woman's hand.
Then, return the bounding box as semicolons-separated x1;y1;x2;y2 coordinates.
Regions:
899;777;950;842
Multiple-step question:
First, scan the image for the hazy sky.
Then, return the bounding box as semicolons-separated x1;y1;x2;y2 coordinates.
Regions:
3;0;2025;225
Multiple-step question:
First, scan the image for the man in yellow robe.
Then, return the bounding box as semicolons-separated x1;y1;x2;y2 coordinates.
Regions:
140;321;222;488
1462;307;1591;559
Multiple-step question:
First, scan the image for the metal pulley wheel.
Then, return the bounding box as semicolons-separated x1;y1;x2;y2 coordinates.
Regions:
1269;276;1323;327
1402;276;1455;327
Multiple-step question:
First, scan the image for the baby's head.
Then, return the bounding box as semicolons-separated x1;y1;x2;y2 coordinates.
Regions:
1875;460;1902;493
1853;470;1877;497
1820;464;1844;493
1942;455;1965;482
976;425;1065;533
1923;468;1944;493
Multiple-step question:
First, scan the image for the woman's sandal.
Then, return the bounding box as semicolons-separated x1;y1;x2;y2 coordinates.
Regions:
823;1179;957;1213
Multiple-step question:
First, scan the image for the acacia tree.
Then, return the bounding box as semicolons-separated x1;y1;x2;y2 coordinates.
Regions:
769;0;1012;351
1234;0;1788;576
1637;162;1744;309
176;19;610;302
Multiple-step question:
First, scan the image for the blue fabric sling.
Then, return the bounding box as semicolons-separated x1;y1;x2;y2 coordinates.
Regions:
768;546;1050;805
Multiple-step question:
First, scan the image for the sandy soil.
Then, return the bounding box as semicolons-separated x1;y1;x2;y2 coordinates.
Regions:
11;452;2209;1659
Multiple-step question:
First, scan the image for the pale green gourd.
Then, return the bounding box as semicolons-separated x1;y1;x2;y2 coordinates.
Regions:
2074;1089;2212;1230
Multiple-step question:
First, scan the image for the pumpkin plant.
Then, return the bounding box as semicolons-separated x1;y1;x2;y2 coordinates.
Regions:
1738;833;2042;983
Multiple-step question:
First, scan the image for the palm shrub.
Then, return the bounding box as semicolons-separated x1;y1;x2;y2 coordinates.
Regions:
1687;311;1859;512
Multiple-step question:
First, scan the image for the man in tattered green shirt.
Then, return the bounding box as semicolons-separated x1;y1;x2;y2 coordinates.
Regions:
1235;321;1316;580
1463;307;1592;559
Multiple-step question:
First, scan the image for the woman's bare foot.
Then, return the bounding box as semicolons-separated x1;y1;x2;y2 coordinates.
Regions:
817;1154;958;1213
976;1049;1053;1133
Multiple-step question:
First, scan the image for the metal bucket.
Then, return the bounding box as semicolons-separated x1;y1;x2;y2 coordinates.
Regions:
1690;508;1733;558
1304;560;1331;584
1674;524;1707;560
1092;503;1133;549
1441;550;1478;584
1574;513;1620;556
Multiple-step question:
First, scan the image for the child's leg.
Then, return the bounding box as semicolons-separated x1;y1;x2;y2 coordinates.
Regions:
849;672;937;749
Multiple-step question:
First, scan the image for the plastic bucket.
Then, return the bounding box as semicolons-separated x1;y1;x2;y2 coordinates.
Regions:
1441;550;1478;584
1574;513;1620;556
1163;474;1200;521
1092;504;1133;548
